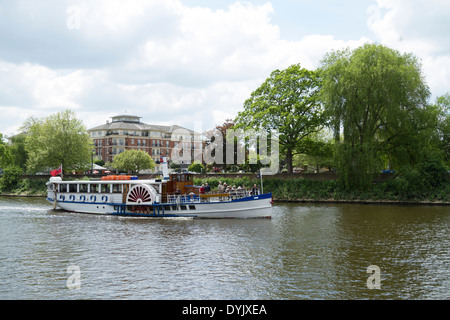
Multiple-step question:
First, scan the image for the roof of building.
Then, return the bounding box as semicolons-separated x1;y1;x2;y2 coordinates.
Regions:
88;116;197;134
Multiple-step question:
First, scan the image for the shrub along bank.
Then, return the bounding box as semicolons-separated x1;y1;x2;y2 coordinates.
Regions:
0;177;48;196
195;174;450;203
1;174;449;204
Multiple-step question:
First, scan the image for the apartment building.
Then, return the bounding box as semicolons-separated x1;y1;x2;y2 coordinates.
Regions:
88;114;202;172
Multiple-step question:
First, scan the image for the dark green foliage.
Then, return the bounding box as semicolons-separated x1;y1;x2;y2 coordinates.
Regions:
196;173;449;203
235;64;324;173
0;165;23;191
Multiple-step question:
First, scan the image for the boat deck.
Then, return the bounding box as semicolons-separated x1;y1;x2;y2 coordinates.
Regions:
167;190;258;204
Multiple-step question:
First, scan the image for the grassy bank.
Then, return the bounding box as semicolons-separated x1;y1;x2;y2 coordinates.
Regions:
0;178;48;196
195;176;450;204
265;178;449;203
2;175;449;204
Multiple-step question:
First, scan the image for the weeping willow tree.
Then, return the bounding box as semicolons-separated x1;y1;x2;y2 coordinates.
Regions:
320;43;431;190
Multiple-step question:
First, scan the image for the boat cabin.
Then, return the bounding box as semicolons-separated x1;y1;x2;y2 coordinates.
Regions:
166;173;195;195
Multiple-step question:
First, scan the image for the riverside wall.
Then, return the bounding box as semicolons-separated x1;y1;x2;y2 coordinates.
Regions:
22;172;400;182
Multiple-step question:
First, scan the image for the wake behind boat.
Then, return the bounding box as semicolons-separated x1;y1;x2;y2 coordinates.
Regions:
46;172;272;219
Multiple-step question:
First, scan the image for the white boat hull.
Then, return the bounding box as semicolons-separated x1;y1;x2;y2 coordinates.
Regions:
47;192;272;219
46;176;272;219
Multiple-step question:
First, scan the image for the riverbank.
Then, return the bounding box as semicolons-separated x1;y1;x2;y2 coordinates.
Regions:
0;178;47;197
194;176;450;205
1;176;449;206
273;198;450;206
2;192;449;206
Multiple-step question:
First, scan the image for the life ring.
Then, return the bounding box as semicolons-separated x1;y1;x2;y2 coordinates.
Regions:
102;195;108;202
69;195;75;202
90;195;97;202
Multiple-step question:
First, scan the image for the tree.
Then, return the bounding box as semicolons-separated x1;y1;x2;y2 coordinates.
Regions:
435;93;450;167
296;132;334;172
8;133;28;170
0;133;24;191
0;165;23;190
110;149;155;174
320;43;431;189
0;133;13;168
22;110;93;174
203;119;234;172
188;161;205;173
235;64;324;174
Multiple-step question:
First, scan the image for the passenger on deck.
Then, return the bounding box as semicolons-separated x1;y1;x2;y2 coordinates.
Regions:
251;184;259;195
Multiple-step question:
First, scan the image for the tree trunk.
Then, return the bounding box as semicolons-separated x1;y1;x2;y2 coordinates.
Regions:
286;148;293;174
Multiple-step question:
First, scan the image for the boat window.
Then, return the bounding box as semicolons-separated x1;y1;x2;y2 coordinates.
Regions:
172;205;177;211
79;184;88;193
180;205;187;210
165;206;171;211
189;205;196;210
69;184;77;193
100;184;110;193
90;184;98;193
112;184;122;193
59;184;67;192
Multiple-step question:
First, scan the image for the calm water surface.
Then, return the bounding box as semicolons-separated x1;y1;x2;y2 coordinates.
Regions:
0;197;448;300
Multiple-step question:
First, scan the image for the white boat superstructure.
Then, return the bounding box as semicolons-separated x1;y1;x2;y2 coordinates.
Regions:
46;173;272;219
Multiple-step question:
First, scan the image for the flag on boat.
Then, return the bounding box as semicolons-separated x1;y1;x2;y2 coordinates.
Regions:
50;164;62;177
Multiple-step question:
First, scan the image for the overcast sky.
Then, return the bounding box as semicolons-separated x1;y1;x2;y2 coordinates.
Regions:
1;0;450;136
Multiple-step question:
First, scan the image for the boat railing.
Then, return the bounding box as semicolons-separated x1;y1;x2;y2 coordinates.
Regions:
167;188;259;204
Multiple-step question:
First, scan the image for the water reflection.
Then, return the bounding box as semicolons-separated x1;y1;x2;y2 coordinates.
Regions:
0;197;448;299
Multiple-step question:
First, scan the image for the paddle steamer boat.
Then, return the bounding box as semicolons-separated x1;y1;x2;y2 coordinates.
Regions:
46;173;272;219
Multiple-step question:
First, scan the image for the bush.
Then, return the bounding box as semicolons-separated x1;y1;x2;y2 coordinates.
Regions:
188;162;205;174
0;165;23;191
15;178;48;195
194;176;258;189
195;173;449;202
418;154;448;188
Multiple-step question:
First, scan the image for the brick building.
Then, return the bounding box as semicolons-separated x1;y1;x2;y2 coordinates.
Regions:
88;114;202;172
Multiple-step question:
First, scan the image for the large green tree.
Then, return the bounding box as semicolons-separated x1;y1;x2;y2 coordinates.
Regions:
320;43;432;189
0;133;12;168
8;133;28;170
110;149;155;174
0;133;24;190
22;109;93;174
234;64;324;174
434;93;450;167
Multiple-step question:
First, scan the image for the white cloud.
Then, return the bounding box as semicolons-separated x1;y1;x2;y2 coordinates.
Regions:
3;0;449;138
367;0;450;97
127;1;369;85
0;61;98;110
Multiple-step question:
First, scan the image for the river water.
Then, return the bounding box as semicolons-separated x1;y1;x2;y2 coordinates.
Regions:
0;196;448;300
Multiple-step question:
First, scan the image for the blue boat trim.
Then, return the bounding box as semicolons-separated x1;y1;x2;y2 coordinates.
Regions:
50;193;271;207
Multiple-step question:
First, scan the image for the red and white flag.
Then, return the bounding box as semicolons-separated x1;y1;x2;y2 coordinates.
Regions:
50;164;62;177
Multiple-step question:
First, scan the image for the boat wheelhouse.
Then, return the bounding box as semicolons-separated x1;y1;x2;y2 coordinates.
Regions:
46;173;272;219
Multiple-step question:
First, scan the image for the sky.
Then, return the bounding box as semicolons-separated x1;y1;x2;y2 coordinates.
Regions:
1;0;450;137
